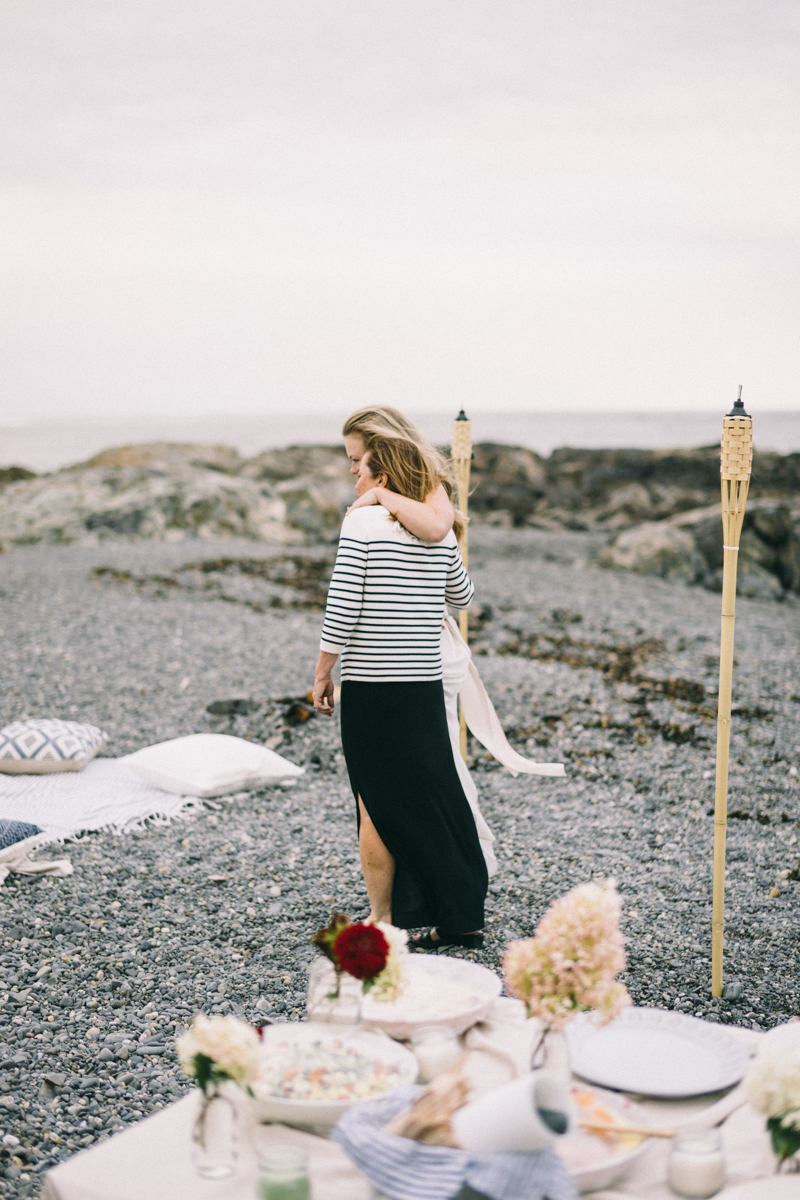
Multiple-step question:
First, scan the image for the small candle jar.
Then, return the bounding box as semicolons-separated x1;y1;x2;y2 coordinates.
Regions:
668;1127;725;1198
256;1146;311;1200
411;1025;462;1082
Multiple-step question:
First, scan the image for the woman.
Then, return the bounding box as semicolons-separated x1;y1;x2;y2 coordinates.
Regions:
312;434;487;949
342;406;458;543
341;406;498;878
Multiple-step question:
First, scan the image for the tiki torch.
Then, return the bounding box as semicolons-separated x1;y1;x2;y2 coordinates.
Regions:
712;388;753;998
452;410;472;760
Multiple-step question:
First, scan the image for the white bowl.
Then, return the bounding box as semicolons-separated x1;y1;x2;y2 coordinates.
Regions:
561;1085;653;1193
341;954;502;1040
251;1022;418;1130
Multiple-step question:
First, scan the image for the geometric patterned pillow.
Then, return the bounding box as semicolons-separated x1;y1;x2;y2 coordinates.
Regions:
0;819;42;849
0;719;108;775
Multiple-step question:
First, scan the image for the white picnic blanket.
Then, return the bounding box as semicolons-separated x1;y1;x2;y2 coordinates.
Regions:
0;758;205;840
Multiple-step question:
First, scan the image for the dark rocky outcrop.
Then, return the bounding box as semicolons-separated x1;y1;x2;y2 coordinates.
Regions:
600;500;800;600
2;437;800;598
468;444;800;531
0;466;36;489
468;443;547;526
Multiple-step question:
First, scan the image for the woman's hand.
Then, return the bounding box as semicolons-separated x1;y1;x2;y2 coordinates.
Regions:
346;487;382;514
313;651;339;715
313;675;334;715
362;483;453;540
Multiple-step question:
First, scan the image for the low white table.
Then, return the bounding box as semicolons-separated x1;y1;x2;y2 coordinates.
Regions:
41;1022;780;1200
42;1091;373;1200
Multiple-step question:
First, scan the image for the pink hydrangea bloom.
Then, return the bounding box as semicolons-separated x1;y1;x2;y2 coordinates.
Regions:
502;879;631;1030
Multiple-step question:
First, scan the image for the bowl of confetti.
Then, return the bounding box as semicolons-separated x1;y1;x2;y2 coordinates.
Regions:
359;954;503;1040
251;1022;418;1129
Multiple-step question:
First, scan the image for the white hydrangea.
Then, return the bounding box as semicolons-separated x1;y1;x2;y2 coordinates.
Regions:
745;1022;800;1128
177;1014;262;1089
368;921;408;1003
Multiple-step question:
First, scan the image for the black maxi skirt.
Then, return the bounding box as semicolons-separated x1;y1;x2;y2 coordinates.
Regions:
340;679;488;931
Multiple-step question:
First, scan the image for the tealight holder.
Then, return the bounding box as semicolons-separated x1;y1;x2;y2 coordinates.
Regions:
668;1127;725;1198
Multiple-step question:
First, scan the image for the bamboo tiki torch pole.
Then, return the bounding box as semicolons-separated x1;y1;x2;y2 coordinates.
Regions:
712;388;753;998
452;410;472;761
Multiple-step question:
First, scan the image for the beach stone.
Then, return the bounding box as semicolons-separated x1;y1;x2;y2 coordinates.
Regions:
598;522;702;582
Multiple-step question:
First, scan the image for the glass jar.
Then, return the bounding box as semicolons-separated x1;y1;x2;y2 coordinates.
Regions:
306;958;362;1024
192;1089;238;1180
411;1025;462;1082
668;1127;725;1198
256;1146;311;1200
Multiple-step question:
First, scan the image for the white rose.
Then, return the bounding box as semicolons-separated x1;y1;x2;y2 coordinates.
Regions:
746;1023;800;1120
368;921;408;1003
177;1014;262;1088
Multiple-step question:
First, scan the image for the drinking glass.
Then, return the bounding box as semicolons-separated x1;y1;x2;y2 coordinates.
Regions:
256;1145;311;1200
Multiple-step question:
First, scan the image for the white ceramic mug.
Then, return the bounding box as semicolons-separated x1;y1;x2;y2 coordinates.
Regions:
451;1070;570;1153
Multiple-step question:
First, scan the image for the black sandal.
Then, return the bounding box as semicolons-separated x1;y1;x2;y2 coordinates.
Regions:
411;929;484;952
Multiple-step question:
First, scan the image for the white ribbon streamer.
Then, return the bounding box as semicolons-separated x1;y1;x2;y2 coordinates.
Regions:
445;616;566;778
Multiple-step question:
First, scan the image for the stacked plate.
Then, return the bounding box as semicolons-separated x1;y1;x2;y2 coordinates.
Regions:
565;1006;751;1097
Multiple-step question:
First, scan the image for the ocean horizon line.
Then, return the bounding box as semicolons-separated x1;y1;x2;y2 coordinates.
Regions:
3;409;800;474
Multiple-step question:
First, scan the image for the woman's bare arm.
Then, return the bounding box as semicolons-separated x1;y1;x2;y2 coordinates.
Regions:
347;482;455;541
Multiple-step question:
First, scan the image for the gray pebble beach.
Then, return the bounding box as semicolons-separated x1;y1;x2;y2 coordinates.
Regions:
1;526;799;1196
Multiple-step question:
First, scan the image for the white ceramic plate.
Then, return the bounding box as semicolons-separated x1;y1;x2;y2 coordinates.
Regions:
251;1022;418;1129
359;954;503;1040
561;1084;653;1193
565;1007;750;1098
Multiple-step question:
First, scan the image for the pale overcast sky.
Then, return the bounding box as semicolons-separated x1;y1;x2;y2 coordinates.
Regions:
1;0;798;423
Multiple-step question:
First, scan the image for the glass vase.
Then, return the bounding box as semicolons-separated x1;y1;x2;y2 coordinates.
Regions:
192;1087;238;1179
306;959;363;1024
542;1029;571;1084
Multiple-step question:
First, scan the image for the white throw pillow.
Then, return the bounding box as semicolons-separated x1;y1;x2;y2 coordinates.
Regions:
0;719;108;774
123;733;304;797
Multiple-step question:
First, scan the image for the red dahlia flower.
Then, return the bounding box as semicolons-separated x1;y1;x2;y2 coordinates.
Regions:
333;922;389;982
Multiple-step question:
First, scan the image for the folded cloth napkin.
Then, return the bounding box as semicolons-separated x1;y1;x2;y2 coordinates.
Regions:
332;1086;577;1200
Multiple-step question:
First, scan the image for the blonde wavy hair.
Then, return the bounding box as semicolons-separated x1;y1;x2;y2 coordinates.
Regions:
342;405;466;540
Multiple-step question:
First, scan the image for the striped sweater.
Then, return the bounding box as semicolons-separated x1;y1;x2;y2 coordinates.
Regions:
319;505;474;681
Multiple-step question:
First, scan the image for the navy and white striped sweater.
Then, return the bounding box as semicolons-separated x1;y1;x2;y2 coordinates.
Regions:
319;505;474;681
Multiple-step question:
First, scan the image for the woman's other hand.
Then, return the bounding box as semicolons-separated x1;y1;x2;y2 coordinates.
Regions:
313;651;339;715
346;487;381;514
313;676;334;714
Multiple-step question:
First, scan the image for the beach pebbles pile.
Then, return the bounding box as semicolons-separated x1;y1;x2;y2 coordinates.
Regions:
1;528;799;1196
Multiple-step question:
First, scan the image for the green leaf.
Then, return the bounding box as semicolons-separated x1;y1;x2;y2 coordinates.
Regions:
768;1116;800;1163
194;1053;214;1098
311;911;350;966
192;1053;234;1098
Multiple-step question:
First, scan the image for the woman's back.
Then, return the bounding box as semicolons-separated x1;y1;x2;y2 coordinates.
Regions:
320;506;473;682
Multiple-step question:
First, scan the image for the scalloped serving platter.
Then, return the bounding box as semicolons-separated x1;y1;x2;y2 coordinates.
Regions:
565;1006;751;1098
